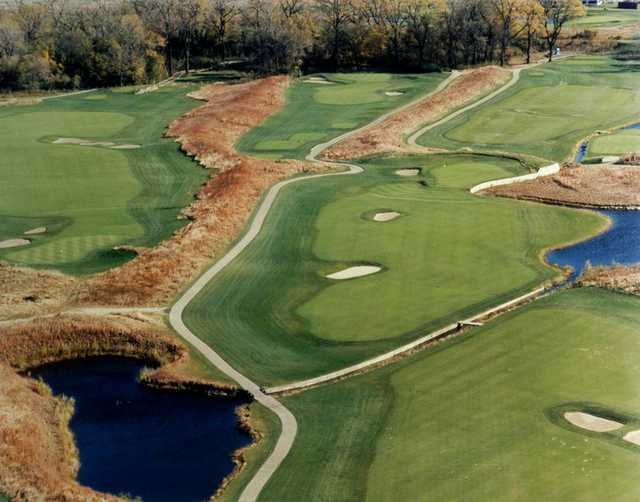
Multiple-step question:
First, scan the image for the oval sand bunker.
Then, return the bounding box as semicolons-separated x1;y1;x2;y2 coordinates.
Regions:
326;266;381;280
374;211;401;222
0;239;30;249
396;168;420;177
564;411;624;432
623;430;640;446
24;227;47;235
385;91;404;97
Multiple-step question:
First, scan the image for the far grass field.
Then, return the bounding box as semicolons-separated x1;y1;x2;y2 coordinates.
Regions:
416;57;640;162
236;72;448;160
589;127;640;156
568;5;640;29
0;83;211;274
256;288;640;501
183;153;605;385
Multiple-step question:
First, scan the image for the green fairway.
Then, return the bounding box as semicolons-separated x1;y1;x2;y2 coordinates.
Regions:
183;153;605;385
568;6;640;29
0;84;210;274
255;288;640;501
416;57;640;162
236;72;449;160
589;128;640;156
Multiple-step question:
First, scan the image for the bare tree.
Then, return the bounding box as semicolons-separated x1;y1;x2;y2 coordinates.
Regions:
209;0;239;60
316;0;354;68
538;0;583;61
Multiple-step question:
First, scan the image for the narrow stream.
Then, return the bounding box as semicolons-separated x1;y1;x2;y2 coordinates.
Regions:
547;210;640;280
31;357;250;502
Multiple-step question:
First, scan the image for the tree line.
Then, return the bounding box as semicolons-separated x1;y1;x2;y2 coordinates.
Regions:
0;0;585;91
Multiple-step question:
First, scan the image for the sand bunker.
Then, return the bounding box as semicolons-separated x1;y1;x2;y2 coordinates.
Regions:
24;227;46;235
0;239;30;249
326;266;381;280
564;411;624;432
109;144;141;150
602;156;620;164
385;91;404;97
396;169;420;177
623;430;640;446
53;138;139;149
374;211;401;222
305;76;334;85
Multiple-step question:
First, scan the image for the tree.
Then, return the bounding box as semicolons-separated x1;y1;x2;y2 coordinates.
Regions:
316;0;354;68
490;0;529;66
405;0;444;69
538;0;584;61
209;0;239;61
515;0;544;64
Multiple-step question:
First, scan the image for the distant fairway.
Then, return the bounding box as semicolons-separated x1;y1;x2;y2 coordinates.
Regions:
0;85;208;274
236;72;448;160
259;288;640;501
183;153;605;385
568;6;640;29
589;128;640;156
417;57;640;161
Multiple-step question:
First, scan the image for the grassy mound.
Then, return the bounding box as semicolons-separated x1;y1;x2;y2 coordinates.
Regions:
416;57;640;162
0;84;210;274
183;153;605;385
236;72;448;160
257;288;640;501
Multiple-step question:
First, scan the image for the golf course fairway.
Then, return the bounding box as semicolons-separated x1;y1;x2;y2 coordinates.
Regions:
416;57;640;162
183;153;605;385
0;84;209;274
256;288;640;501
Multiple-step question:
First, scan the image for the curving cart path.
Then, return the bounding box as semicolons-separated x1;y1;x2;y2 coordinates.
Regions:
168;65;547;501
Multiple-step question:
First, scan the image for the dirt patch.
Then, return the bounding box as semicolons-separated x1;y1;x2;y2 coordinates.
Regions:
0;239;29;249
487;165;640;209
24;227;47;235
326;265;381;280
322;66;511;161
396;168;420;177
578;264;640;296
624;430;640;446
0;314;238;501
564;411;624;432
374;211;401;222
82;77;319;306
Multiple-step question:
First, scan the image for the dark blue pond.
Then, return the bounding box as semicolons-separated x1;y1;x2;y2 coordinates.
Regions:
547;210;640;279
31;357;250;502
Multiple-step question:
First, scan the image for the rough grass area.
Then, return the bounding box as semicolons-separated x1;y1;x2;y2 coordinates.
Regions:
416;57;640;162
0;83;210;274
251;288;640;501
580;263;640;295
183;153;605;385
236;72;448;160
590;128;640;156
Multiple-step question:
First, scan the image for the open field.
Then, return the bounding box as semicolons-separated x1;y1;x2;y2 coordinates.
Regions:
183;153;605;385
237;72;449;160
253;288;640;501
416;57;640;162
0;84;209;274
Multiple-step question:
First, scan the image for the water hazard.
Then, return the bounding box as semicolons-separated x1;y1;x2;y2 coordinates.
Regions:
31;357;250;502
547;210;640;279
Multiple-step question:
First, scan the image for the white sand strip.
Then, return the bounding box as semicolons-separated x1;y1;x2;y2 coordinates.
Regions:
396;168;420;177
564;411;624;432
24;227;46;235
110;144;141;150
385;91;404;96
326;266;381;280
374;211;401;222
0;239;30;249
623;430;640;446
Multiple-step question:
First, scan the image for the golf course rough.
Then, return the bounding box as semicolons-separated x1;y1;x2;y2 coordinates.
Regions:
0;84;209;274
256;288;640;501
416;57;640;162
183;153;606;385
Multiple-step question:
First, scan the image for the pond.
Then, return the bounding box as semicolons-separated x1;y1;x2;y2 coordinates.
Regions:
547;210;640;279
30;357;250;502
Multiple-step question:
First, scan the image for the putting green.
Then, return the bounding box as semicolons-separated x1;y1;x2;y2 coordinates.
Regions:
0;84;210;274
589;128;640;155
417;57;640;161
237;72;449;160
255;288;640;501
183;154;605;384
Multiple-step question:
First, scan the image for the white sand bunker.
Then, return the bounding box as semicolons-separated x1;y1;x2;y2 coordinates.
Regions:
601;156;620;164
305;76;334;85
24;227;46;235
374;211;401;222
564;411;624;432
623;430;640;446
0;239;30;249
326;266;381;280
53;138;139;149
385;91;404;97
396;168;420;177
109;144;141;150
